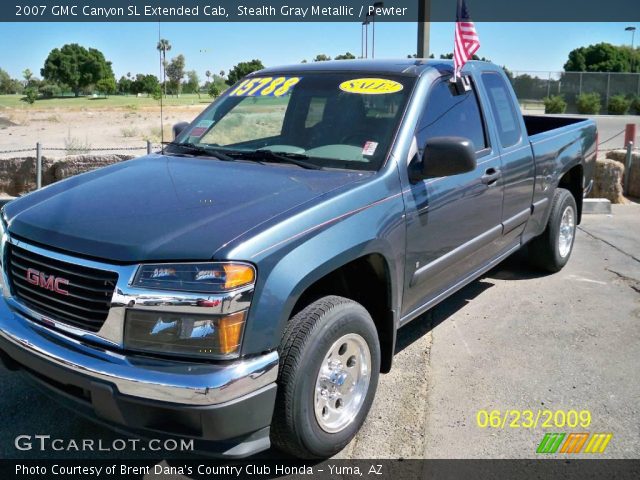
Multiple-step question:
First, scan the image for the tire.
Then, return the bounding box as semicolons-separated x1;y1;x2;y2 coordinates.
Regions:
528;188;577;273
270;295;381;458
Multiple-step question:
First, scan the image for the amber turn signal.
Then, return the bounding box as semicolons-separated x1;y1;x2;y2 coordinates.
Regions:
223;264;256;290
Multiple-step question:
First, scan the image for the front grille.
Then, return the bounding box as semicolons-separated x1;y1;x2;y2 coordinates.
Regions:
7;244;118;333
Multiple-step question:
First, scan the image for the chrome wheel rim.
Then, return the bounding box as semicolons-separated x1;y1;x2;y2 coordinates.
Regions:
314;333;371;433
558;205;575;258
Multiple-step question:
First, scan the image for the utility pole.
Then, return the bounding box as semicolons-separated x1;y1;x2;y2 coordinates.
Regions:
626;26;636;72
417;0;431;58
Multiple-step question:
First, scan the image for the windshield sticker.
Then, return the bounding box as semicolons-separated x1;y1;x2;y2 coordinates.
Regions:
228;76;301;97
339;78;404;95
362;141;379;156
189;127;207;137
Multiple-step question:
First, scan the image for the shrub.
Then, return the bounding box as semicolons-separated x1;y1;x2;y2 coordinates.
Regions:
543;95;567;114
632;96;640;115
607;95;631;115
22;87;38;104
38;82;61;98
576;93;601;115
121;127;138;138
64;136;91;155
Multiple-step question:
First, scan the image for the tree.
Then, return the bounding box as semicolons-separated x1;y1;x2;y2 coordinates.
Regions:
165;54;186;95
226;59;265;86
130;73;159;96
439;53;491;62
22;87;37;104
313;54;331;62
205;70;212;84
118;75;132;95
22;68;34;87
334;52;356;60
41;44;115;96
0;68;22;94
96;77;116;97
219;70;225;78
208;83;220;98
156;38;172;96
564;42;640;73
184;70;200;95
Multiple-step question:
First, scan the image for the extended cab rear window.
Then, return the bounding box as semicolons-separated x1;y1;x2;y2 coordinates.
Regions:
481;72;522;148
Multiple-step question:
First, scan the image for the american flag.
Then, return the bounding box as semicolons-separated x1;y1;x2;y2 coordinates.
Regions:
453;0;480;78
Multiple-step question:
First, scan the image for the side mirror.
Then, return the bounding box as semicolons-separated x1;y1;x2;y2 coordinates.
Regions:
410;136;477;182
172;122;190;140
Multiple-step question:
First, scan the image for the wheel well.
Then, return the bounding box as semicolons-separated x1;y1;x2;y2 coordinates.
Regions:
558;164;583;224
290;254;395;373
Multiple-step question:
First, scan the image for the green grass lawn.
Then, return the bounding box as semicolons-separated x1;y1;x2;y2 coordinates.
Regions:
0;93;214;110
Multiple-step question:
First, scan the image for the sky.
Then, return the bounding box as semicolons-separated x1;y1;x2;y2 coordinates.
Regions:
0;22;637;81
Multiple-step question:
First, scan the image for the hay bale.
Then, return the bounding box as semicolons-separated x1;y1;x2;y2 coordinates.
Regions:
589;157;626;204
606;149;640;198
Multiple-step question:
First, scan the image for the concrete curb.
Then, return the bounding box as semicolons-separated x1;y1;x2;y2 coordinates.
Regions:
583;198;612;214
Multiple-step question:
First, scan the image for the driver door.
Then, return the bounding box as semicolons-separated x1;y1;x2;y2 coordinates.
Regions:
401;77;503;320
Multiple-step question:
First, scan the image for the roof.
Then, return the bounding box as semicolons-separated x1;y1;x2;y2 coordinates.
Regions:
256;59;504;78
257;59;452;77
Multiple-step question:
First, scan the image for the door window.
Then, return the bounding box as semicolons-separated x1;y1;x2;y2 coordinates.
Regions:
417;78;487;154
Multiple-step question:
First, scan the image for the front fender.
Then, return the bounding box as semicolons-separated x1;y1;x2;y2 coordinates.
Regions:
227;173;406;357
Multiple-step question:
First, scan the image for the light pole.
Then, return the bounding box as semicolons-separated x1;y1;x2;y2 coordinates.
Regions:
626;26;636;72
362;17;371;58
371;2;383;59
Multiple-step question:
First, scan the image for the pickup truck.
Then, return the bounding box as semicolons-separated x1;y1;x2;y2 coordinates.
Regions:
0;60;596;458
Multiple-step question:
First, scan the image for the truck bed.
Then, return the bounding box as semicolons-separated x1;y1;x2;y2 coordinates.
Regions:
523;115;587;137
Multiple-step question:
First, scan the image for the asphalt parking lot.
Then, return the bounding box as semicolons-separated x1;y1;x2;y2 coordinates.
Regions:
1;205;639;461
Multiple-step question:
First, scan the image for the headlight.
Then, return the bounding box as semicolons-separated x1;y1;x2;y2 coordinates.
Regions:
132;262;255;293
125;310;246;358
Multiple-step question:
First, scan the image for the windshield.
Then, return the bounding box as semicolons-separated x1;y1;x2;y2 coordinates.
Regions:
167;73;415;171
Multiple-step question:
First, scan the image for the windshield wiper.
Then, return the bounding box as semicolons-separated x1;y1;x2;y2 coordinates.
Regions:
162;142;235;162
229;149;322;170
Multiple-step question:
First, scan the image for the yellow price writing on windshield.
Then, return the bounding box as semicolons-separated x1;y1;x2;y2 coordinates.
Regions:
229;77;301;97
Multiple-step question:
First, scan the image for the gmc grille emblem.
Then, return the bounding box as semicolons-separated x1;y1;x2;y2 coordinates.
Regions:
25;268;70;296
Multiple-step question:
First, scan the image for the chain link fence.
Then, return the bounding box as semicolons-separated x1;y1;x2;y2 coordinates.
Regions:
510;71;640;113
0;141;164;192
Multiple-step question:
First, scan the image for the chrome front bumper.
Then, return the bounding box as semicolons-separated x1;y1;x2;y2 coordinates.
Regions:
0;234;278;407
0;298;278;406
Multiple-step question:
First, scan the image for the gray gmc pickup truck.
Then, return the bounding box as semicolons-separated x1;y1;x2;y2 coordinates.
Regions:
0;60;596;458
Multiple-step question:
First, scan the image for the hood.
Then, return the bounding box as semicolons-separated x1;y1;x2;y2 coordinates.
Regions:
4;154;364;262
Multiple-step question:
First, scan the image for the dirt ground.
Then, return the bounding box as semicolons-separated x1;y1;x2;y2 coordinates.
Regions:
0;104;208;158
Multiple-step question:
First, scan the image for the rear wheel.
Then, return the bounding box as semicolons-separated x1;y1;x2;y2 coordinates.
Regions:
271;296;380;458
528;188;577;272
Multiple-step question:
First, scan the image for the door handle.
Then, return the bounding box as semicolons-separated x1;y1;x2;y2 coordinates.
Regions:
481;168;501;186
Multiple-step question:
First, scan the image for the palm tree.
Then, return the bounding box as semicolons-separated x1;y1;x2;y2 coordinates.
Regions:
205;70;211;84
156;38;172;97
219;70;225;78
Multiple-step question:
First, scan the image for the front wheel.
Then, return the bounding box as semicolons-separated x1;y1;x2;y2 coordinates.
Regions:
528;188;577;272
270;296;380;458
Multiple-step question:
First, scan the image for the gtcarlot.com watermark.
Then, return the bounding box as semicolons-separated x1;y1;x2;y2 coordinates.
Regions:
14;434;194;452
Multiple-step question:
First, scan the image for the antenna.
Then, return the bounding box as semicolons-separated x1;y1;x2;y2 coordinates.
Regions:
158;21;165;154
